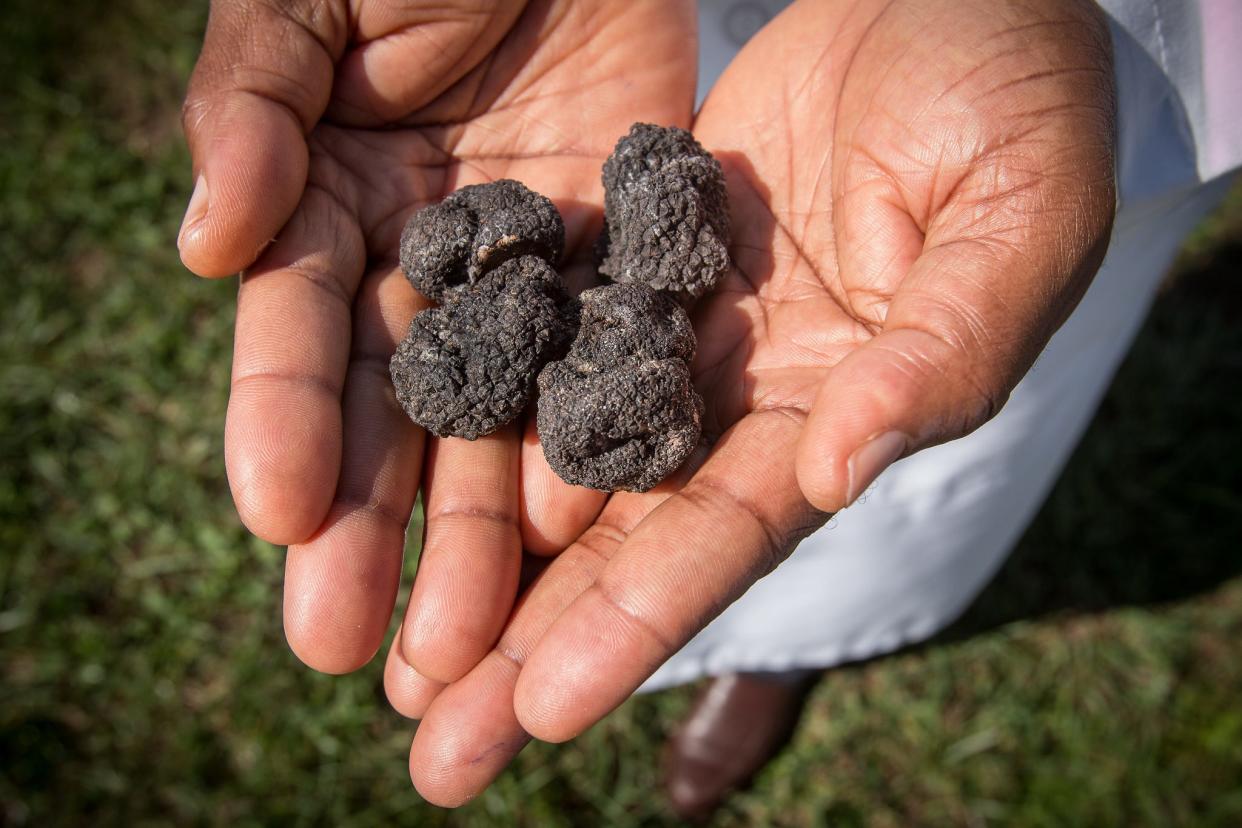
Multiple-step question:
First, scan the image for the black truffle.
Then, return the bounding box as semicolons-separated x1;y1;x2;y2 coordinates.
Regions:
596;124;731;300
391;255;574;440
400;179;565;302
537;284;703;492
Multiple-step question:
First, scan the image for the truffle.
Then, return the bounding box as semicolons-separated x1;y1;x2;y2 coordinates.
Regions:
390;128;728;488
596;123;731;300
537;284;703;492
399;179;565;302
391;255;574;440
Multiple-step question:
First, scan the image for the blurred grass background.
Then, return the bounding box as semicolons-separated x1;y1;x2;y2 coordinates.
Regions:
1;2;1240;825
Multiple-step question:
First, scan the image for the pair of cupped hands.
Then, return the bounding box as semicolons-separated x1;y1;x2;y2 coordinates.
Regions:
178;0;1116;806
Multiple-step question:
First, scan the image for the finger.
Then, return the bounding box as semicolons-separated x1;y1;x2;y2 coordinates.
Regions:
796;172;1114;512
407;651;530;808
179;0;345;276
409;493;661;807
225;187;363;544
400;428;523;684
518;417;607;555
384;633;445;720
513;409;824;742
283;264;425;673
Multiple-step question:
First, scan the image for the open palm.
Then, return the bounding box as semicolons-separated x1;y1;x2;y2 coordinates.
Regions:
392;0;1116;806
179;0;697;677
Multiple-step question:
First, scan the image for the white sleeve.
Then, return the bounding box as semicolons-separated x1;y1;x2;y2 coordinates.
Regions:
1099;0;1242;185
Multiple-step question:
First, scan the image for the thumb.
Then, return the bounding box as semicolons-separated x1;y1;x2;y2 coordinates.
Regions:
796;225;1112;512
178;0;345;277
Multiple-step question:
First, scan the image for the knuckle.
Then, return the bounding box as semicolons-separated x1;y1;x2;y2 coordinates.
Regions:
179;93;210;142
593;580;679;654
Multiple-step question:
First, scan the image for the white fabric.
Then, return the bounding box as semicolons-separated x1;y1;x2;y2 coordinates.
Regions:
645;0;1241;691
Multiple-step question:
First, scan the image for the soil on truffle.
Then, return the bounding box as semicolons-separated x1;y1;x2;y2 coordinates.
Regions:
537;283;703;492
391;255;575;440
399;179;565;303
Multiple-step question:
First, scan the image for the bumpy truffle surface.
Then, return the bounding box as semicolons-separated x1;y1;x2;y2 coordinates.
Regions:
596;123;730;299
537;284;703;492
399;179;565;302
391;255;574;440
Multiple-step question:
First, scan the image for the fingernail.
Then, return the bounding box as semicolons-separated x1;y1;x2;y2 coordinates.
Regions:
177;175;209;251
846;431;908;506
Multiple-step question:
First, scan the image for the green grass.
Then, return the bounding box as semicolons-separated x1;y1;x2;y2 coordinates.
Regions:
2;2;1240;825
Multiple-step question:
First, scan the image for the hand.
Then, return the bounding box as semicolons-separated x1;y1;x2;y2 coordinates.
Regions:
179;0;697;676
392;0;1116;805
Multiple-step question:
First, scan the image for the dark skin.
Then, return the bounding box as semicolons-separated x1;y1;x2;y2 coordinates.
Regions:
181;0;1115;806
180;0;691;679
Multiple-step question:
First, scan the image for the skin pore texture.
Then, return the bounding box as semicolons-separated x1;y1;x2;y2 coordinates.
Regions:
179;0;1115;807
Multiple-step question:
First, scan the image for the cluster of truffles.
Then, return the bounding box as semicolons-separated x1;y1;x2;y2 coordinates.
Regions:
391;124;730;491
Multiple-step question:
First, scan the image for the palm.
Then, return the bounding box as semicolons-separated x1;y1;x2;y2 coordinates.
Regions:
692;140;863;437
690;9;876;427
696;0;1112;444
